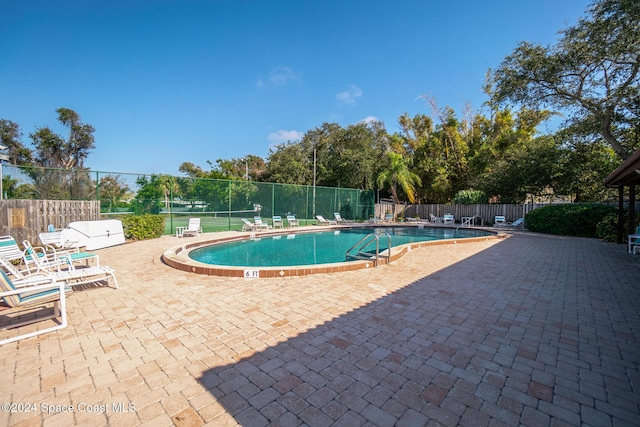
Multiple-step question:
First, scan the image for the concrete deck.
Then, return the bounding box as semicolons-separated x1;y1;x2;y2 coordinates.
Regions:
1;229;639;426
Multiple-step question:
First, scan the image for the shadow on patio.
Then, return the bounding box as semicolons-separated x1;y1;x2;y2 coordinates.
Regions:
197;234;640;426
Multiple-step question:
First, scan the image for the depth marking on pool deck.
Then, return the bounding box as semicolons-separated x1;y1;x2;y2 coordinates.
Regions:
162;226;503;278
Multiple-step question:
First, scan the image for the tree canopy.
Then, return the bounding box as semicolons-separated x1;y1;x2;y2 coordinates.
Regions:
376;152;422;204
492;0;640;159
0;119;32;165
30;108;95;168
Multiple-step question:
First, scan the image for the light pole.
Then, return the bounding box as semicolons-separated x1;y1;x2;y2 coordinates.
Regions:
244;157;249;180
0;144;8;200
312;141;317;219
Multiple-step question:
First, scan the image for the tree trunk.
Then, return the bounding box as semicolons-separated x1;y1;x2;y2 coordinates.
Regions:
601;115;629;160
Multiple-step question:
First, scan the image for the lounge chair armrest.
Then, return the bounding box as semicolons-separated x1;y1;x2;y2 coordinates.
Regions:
1;279;62;298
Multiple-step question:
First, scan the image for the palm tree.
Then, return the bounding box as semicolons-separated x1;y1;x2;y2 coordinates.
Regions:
377;152;422;218
98;175;129;212
157;175;180;213
1;175;19;198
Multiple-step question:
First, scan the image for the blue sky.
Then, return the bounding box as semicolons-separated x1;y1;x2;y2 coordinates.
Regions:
1;0;588;176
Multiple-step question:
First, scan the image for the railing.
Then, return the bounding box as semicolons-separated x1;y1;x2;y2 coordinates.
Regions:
345;232;392;266
455;215;483;232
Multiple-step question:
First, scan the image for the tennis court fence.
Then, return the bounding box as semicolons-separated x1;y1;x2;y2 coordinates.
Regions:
1;164;376;235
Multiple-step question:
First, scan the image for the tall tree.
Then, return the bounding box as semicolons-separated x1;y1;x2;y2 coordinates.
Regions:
19;108;97;199
265;142;311;185
98;175;130;212
1;175;35;199
30;108;96;168
0;119;32;164
265;121;389;190
393;113;442;202
376;152;422;204
554;130;620;202
156;174;180;212
178;162;208;178
492;0;640;159
323;121;387;190
478;135;564;203
218;155;266;181
131;175;163;214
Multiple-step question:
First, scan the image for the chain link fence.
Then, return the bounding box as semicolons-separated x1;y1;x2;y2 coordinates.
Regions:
1;164;375;234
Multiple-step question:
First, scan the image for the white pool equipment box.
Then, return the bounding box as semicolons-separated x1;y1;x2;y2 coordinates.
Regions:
64;219;126;250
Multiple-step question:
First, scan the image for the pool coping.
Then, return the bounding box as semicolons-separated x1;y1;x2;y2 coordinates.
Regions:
161;225;504;278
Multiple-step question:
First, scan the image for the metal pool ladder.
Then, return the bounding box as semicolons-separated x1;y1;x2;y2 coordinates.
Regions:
455;215;482;233
345;232;392;266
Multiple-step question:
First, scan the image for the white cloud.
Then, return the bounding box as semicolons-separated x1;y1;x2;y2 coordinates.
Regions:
268;129;304;142
336;85;362;105
257;66;298;88
360;116;378;124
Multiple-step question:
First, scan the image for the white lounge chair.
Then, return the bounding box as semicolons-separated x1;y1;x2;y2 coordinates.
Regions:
182;218;202;237
0;270;68;345
443;214;455;224
286;215;299;227
253;216;271;230
316;215;337;225
0;254;118;289
36;235;99;267
509;218;525;229
241;218;256;231
0;235;24;263
334;213;346;224
24;239;100;271
1;236;69;273
38;230;79;250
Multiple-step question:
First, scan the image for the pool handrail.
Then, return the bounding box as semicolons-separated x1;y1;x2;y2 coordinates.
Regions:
345;232;392;266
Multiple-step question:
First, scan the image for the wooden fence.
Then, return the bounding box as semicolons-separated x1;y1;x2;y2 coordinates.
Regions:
0;199;100;244
375;203;541;225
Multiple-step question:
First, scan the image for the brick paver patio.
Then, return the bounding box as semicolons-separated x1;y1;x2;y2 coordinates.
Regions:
1;229;638;426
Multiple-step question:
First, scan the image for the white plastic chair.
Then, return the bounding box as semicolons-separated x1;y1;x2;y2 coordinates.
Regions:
493;216;507;228
272;216;284;228
286;215;299;227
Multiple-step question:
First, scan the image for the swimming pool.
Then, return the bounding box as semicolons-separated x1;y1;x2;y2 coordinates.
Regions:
162;225;500;277
189;226;489;267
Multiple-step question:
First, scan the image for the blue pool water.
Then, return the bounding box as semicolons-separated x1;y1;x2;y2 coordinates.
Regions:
188;226;491;267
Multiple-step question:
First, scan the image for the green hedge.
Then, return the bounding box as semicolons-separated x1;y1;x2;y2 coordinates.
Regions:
120;214;165;240
596;212;640;242
525;204;617;238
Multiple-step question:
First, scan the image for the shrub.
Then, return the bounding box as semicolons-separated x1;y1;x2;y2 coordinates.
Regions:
120;214;165;240
525;204;616;238
596;213;640;242
453;189;487;204
596;213;620;242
